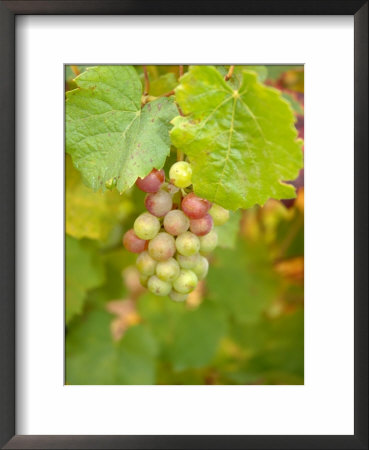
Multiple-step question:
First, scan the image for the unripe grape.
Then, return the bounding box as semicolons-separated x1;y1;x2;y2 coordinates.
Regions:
192;255;209;280
147;275;172;296
145;190;173;217
181;192;212;219
189;213;213;236
139;274;149;287
134;212;160;240
172;269;198;294
176;253;201;270
156;258;180;282
176;231;200;256
136;168;165;193
199;229;218;254
136;251;157;276
169;290;188;302
209;204;230;226
123;229;148;253
163;210;190;236
169;161;192;188
148;232;176;261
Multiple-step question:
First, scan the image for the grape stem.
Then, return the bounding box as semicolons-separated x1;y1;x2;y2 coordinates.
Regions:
70;65;80;76
225;65;235;81
177;149;184;161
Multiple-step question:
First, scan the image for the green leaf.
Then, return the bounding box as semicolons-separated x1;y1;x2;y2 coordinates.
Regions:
167;302;228;371
228;309;304;384
171;66;303;210
66;156;134;241
66;236;105;324
66;310;158;384
217;65;268;84
150;73;178;96
216;210;242;249
66;66;178;193
207;240;280;323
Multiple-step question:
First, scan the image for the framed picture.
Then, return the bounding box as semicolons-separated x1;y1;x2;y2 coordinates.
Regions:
0;1;367;449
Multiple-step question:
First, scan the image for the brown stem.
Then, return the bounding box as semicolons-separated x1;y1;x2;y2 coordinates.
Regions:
177;149;184;161
142;65;150;95
161;89;175;97
224;65;235;81
70;65;80;76
179;65;184;78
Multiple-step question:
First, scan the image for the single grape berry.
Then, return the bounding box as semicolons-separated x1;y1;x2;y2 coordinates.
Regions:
199;229;218;254
172;269;198;294
123;229;148;253
169;161;192;188
136;251;157;276
169;290;188;302
148;232;176;261
192;256;209;280
209;204;230;226
163;210;190;236
176;231;200;256
189;213;213;236
156;258;180;282
181;192;212;219
136;168;165;193
147;275;172;297
134;212;161;240
176;253;201;270
145;190;173;217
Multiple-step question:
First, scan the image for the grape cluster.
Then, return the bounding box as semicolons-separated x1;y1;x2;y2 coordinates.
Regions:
123;161;229;302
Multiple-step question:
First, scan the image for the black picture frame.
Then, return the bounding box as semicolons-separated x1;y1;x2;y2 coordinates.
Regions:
0;1;367;449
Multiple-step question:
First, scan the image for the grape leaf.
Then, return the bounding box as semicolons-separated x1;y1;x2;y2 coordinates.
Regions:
227;309;304;384
216;210;242;249
66;66;178;193
66;156;133;241
166;302;227;371
207;240;281;323
66;236;105;324
171;66;303;210
138;294;227;371
66;310;158;384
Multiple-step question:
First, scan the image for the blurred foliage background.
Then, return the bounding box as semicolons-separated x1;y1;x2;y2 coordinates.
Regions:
65;65;304;385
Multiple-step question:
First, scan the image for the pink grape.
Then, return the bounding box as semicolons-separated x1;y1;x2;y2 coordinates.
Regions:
136;169;165;193
122;229;148;253
145;190;173;217
148;232;176;262
189;213;213;236
163;210;190;236
181;192;212;219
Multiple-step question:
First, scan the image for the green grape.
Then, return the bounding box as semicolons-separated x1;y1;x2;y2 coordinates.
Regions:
209;204;230;226
176;253;201;269
169;290;188;302
176;231;200;256
136;251;157;276
199;229;218;254
172;269;198;294
156;258;180;282
169;161;192;188
139;274;149;288
147;275;172;297
148;232;176;261
192;255;209;280
134;212;160;240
